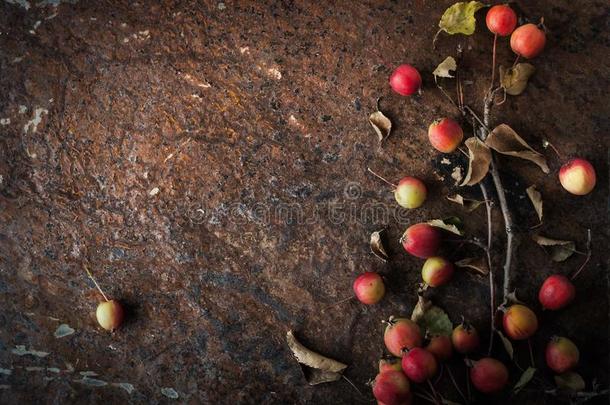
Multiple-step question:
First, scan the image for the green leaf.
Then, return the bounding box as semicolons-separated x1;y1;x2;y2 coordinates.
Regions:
555;372;586;392
427;217;464;236
513;367;536;394
435;1;486;43
496;330;514;359
418;305;453;336
532;234;576;262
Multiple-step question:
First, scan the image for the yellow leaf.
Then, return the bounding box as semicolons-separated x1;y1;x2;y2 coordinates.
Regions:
500;63;536;96
435;1;486;44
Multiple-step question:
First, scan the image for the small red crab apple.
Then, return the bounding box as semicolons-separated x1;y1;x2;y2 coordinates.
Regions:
96;300;124;331
401;347;438;383
425;334;453;361
559;158;597;195
510;23;546;59
486;4;517;36
421;257;454;287
546;336;580;373
428;118;464;153
470;358;509;393
451;323;479;354
383;317;423;357
401;223;441;259
389;64;422;96
353;272;385;305
502;304;538;340
372;370;411;405
394;177;427;209
538;274;575;310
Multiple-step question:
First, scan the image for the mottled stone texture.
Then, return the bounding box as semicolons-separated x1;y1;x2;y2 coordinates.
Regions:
0;0;608;404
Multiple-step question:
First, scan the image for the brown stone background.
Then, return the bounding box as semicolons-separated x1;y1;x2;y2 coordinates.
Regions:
0;0;608;404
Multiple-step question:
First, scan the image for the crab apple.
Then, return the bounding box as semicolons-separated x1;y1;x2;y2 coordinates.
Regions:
96;300;124;331
503;304;538;340
510;23;546;59
384;317;423;357
353;272;385;305
559;158;597;195
379;357;403;373
486;4;517;36
394;176;427;209
389;64;422;96
538;275;575;310
452;323;479;354
401;224;441;259
402;347;438;383
425;335;453;361
372;370;411;405
421;257;454;287
546;336;580;373
470;358;509;393
428;117;464;153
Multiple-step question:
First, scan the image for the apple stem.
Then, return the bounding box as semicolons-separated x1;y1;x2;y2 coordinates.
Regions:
426;379;442;404
511;53;520;69
321;295;353;311
341;375;364;397
413;390;437;404
84;265;109;302
367;167;397;188
490;33;498;90
527;338;536;368
570;229;592;281
446;365;468;404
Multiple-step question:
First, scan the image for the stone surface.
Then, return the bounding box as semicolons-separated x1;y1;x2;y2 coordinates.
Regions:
0;0;608;403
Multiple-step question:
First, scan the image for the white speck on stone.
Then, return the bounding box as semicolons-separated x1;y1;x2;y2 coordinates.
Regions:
441;158;451;165
191;94;203;101
120;22;127;27
29;30;35;34
138;30;149;36
11;345;49;358
149;187;160;196
114;382;135;394
161;387;179;399
123;37;129;43
18;105;27;114
217;2;226;10
47;367;61;373
33;20;41;29
5;0;30;10
0;118;10;125
12;56;23;63
239;46;249;54
451;166;463;185
267;67;282;80
0;369;11;376
23;107;48;134
182;73;211;88
90;17;96;21
54;324;75;338
80;371;98;377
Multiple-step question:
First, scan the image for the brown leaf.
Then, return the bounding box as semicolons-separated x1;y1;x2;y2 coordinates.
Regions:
532;235;576;262
411;295;432;323
555;371;586;392
485;124;549;173
369;110;392;143
526;185;543;223
447;194;485;212
433;56;457;79
286;330;347;385
455;257;488;276
500;63;536;96
370;229;389;261
427;217;464;236
461;137;491;186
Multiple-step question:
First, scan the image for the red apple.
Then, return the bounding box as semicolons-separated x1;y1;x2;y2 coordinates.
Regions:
428;118;464;153
503;304;538;340
389;64;422;96
470;358;509;393
394;176;427;209
486;4;517;36
421;257;454;287
384;317;423;357
96;300;124;331
402;347;438;383
425;335;453;361
372;370;411;405
353;272;385;305
546;336;579;373
452;323;479;354
510;23;546;59
379;357;403;373
559;158;596;195
538;274;575;310
400;224;441;259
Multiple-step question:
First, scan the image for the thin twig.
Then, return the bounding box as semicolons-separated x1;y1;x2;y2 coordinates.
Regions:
84;265;109;302
480;183;496;355
447;365;468;404
528;339;535;368
571;229;592;280
322;296;354;311
367;167;397;188
490;33;498;90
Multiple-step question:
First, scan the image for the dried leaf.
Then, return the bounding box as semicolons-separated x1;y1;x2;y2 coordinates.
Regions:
411;296;452;336
447;194;485;212
370;230;389;261
486;124;549;173
411;295;433;323
532;235;576;262
496;330;514;359
427;217;464;236
455;257;489;276
369;109;392;143
500;63;536;96
286;330;347;385
513;367;536;394
436;1;486;42
526;185;543;223
461;137;491;186
433;56;457;79
555;371;586;392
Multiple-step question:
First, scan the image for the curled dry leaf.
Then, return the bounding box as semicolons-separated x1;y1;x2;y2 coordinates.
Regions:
427;217;464;236
496;330;514;359
369;101;392;143
526;185;543;223
286;330;347;385
411;295;452;336
486;124;549;173
532;234;576;262
513;367;537;394
500;63;536;96
455;257;488;276
447;194;485;212
461;137;491;186
433;56;457;79
370;229;389;261
435;1;486;44
555;371;586;392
